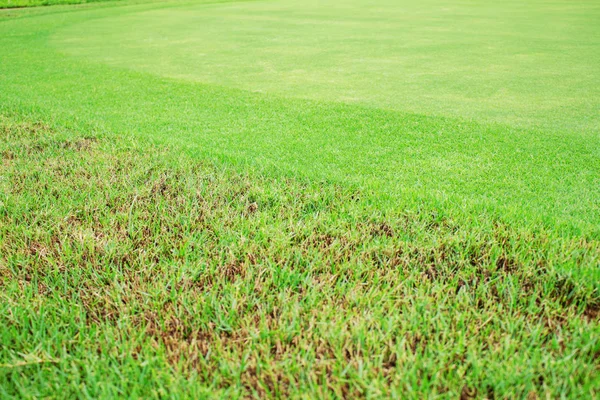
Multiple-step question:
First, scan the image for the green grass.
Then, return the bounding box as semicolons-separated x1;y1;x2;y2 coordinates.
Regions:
53;0;600;133
1;112;599;398
0;0;599;397
0;0;113;9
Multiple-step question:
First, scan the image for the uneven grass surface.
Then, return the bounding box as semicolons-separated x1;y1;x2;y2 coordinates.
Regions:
1;113;599;398
1;0;599;397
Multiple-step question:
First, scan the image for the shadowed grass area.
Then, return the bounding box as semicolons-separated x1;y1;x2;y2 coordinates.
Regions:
1;113;599;398
0;0;118;9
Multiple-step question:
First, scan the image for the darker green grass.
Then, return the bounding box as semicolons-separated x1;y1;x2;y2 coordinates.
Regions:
0;0;115;9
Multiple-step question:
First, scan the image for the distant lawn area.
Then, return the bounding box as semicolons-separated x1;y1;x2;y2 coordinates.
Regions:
0;0;114;8
1;0;599;398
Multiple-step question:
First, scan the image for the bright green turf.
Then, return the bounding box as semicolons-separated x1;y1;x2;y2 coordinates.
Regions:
53;0;600;133
0;0;599;397
1;0;599;237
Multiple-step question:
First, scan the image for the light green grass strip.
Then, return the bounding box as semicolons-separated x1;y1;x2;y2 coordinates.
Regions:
52;0;600;133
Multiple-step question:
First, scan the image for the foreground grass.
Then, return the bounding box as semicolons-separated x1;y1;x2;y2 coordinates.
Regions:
1;113;598;398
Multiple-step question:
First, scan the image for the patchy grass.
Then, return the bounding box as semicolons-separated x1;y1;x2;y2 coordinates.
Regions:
1;114;598;398
1;0;599;397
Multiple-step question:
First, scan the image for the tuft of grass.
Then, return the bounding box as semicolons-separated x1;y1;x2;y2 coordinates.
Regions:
1;114;598;398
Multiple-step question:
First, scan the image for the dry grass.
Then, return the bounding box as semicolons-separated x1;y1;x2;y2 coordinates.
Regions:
1;114;599;398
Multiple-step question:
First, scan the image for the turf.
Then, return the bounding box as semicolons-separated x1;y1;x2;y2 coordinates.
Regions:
53;0;600;132
0;0;599;398
1;112;599;398
0;0;113;9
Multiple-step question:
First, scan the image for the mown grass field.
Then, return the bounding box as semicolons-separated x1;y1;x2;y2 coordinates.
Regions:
1;0;599;398
0;0;111;8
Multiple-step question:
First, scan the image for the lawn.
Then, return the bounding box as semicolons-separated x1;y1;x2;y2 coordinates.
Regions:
0;0;112;8
0;0;599;398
